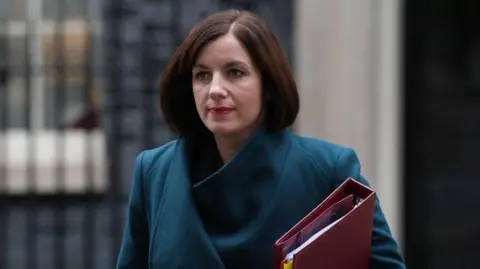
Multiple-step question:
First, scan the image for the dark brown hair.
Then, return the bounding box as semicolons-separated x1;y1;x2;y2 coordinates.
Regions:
159;9;299;134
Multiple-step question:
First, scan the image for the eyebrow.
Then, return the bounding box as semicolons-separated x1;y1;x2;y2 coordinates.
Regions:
193;60;248;69
193;63;208;69
225;60;247;68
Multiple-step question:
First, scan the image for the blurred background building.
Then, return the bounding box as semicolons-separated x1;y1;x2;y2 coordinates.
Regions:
0;0;479;268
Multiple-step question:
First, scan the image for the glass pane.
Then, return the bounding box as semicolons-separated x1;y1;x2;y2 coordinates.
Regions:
42;31;88;68
86;0;103;20
92;33;103;70
67;78;102;131
6;77;28;128
42;32;63;67
0;1;7;20
0;34;7;67
8;0;27;20
65;32;88;67
43;0;86;20
44;72;101;129
43;0;60;20
8;35;27;71
66;0;86;19
44;74;73;129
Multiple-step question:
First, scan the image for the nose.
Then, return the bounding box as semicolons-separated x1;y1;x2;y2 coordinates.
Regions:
208;73;227;100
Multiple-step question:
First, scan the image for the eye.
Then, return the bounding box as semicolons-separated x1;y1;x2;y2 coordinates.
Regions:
193;71;210;81
228;68;245;78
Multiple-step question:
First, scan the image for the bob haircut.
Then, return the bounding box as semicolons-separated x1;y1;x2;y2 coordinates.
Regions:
159;9;299;134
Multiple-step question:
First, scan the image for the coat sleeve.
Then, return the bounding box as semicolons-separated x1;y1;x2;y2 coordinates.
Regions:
116;151;149;269
335;148;406;269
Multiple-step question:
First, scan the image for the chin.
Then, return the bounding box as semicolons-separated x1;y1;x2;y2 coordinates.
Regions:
204;121;242;136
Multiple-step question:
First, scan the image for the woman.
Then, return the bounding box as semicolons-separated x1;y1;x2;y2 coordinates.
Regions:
116;9;406;269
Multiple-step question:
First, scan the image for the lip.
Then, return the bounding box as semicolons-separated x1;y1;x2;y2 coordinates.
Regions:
209;107;234;115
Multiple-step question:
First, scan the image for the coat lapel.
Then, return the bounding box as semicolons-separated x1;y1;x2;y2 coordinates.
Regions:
149;138;225;269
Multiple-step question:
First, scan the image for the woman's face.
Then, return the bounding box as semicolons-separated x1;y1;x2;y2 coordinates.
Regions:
192;32;262;139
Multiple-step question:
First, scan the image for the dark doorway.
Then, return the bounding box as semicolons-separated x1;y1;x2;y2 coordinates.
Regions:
404;0;480;268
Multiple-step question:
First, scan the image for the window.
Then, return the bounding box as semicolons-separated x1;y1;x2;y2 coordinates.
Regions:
1;0;103;130
0;0;107;195
0;0;27;20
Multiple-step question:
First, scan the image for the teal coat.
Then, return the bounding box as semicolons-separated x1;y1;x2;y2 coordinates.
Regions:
116;128;406;269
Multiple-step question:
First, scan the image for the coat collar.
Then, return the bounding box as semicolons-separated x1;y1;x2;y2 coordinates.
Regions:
150;126;291;268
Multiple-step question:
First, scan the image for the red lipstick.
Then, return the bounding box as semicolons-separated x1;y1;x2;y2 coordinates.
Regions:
209;107;234;115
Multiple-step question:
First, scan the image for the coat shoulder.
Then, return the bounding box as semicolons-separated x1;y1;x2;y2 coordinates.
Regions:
289;133;352;167
282;133;356;189
138;139;178;179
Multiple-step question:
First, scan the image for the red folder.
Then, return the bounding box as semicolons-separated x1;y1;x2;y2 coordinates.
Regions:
274;177;376;269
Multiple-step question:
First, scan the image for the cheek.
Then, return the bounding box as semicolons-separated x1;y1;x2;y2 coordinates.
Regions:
250;83;263;112
192;86;207;112
239;90;262;116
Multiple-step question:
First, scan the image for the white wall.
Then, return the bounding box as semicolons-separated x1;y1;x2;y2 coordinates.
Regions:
294;0;403;247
